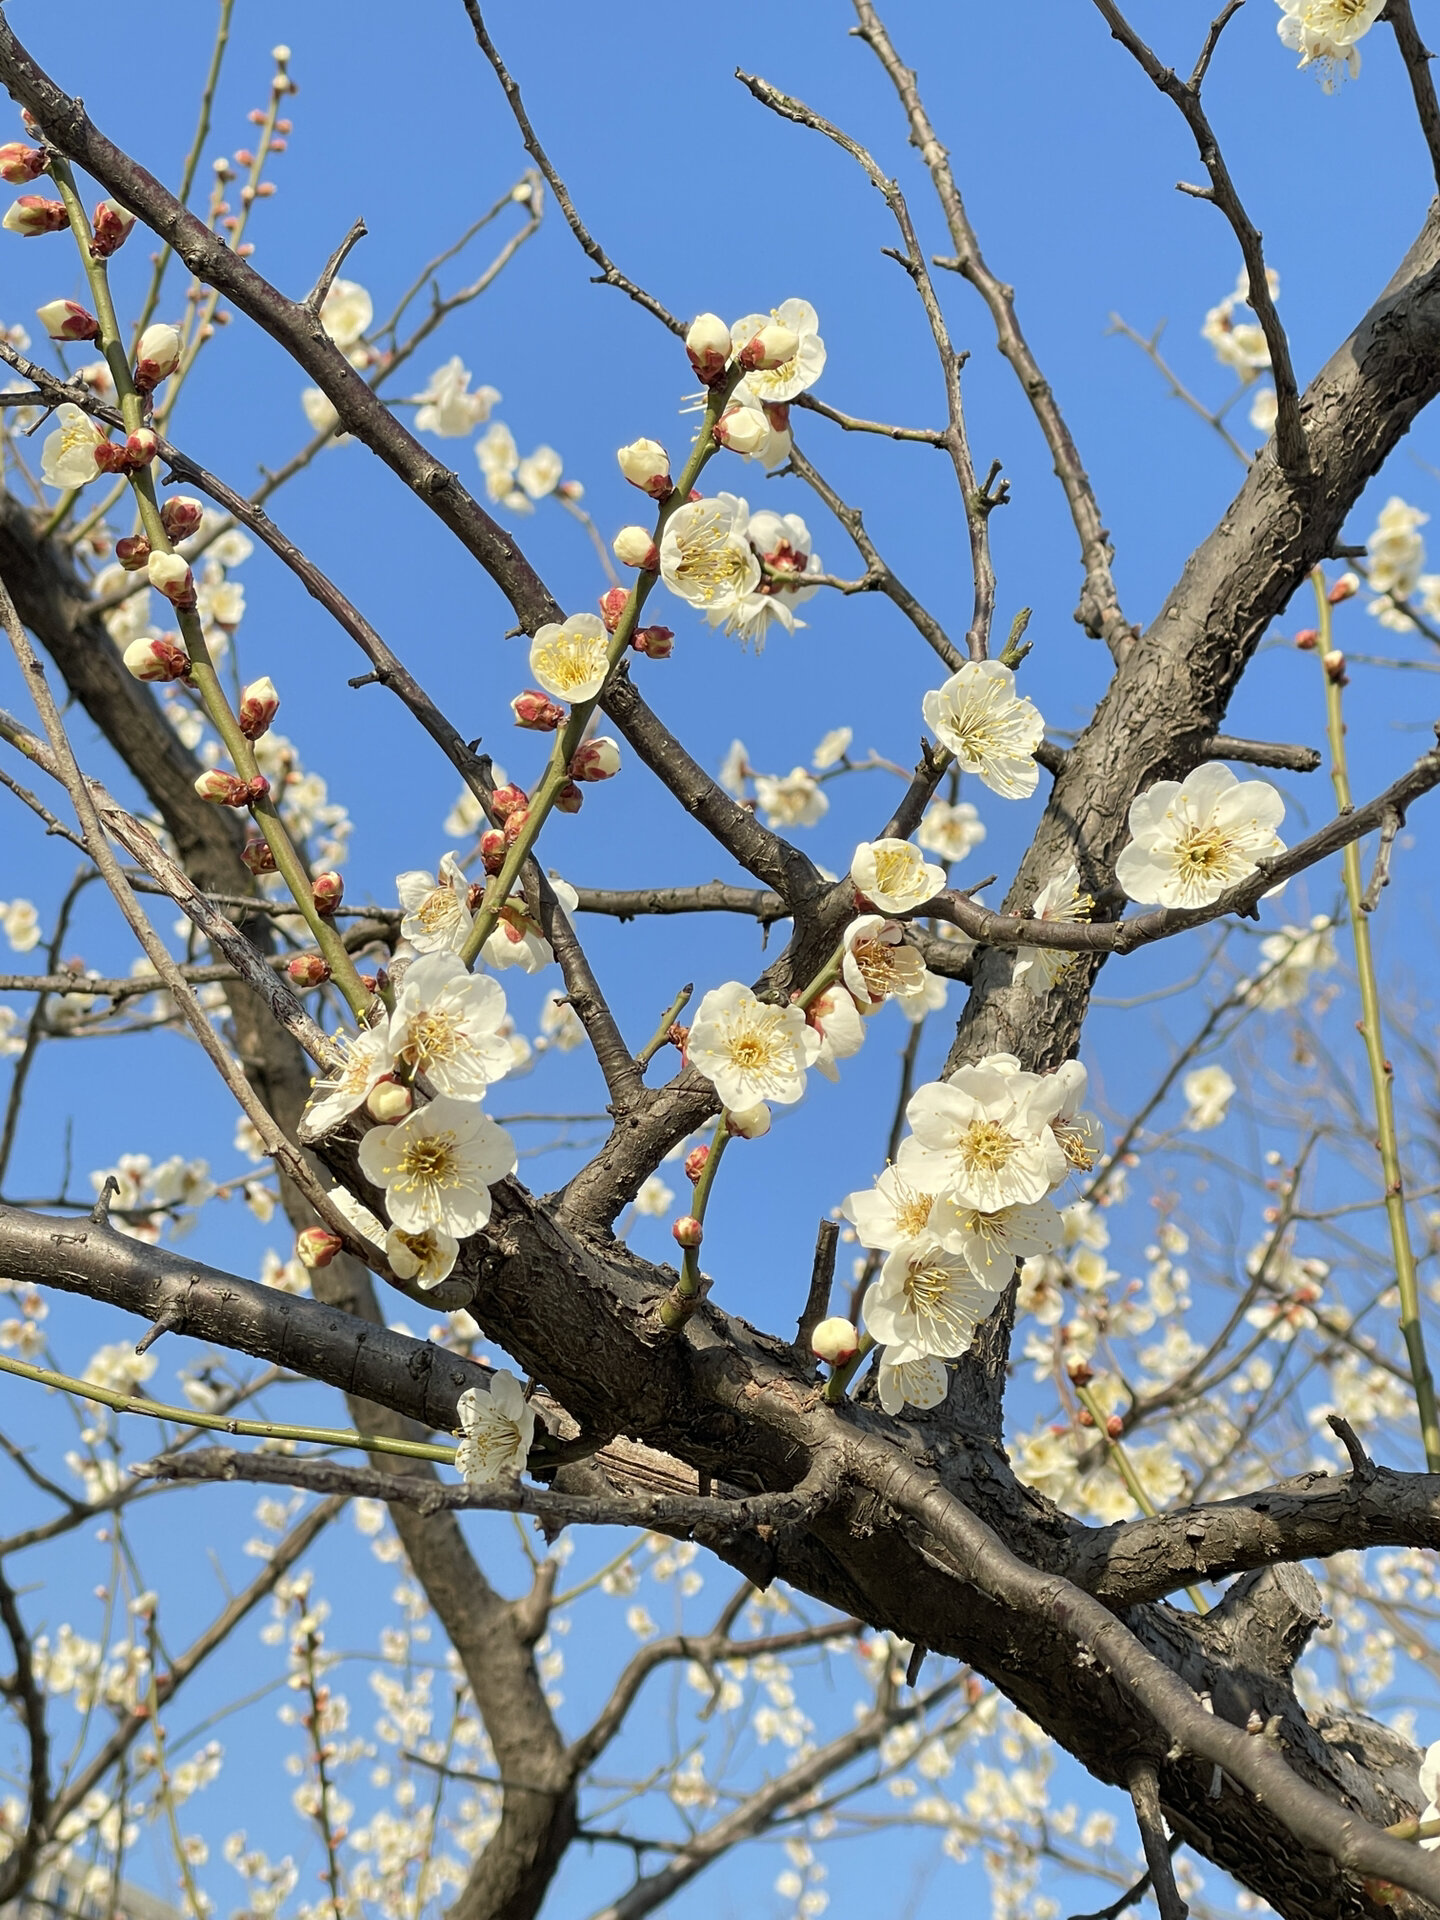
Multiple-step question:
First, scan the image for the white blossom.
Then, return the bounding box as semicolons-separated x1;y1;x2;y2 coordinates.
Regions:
1276;0;1385;84
537;990;585;1052
812;726;851;769
1246;916;1338;1009
529;613;610;703
730;299;826;404
1249;386;1278;435
301;387;342;436
1201;267;1277;377
906;1061;1068;1212
1;899;40;952
319;278;372;349
841;915;927;1011
1183;1063;1236;1132
299;1021;392;1142
922;662;1045;800
517;444;562;499
754;768;827;829
397;853;473;956
413;357;499;436
928;1196;1063;1288
358;1096;516;1237
40;404;105;489
1012;864;1091;998
863;1240;1005;1359
1116;764;1285;908
710;505;823;646
386;1226;460;1289
808;983;866;1082
1365;496;1429;625
634;1175;675;1218
718;739;751;797
455;1370;535;1484
876;1344;950;1416
477;422;529;510
659;493;760;618
389;954;514;1099
842;1143;957;1252
687;982;821;1110
850;839;945;916
916;799;986;865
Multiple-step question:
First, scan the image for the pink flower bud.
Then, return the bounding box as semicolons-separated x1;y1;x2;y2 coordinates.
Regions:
569;736;621;783
246;775;271;802
194;769;251;807
598;586;631;633
242;834;277;874
713;406;769;455
554;780;584;814
479;828;507;874
311;870;344;914
502;806;531;845
122;635;190;683
287;953;331;987
2;196;67;236
366;1077;413;1123
632;625;674;659
160;495;204;542
616;437;672;498
238;675;280;740
133;323;182;392
763;401;791;432
90;198;137;258
147;550;196;609
35;298;98;342
737;322;798;372
491;782;529;821
296;1226;343;1269
1328;571;1360;604
124;428;158;468
114;534;151;572
0;144;47;185
93;440;131;475
684;1145;709;1184
724;1103;771;1140
1322;648;1348;685
672;1215;704;1249
810;1316;858;1366
1293;627;1318;650
685;312;731;385
612;525;659;571
1106;1414;1125;1439
510;687;565;731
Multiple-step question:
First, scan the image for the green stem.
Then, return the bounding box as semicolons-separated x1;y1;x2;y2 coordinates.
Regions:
143;1617;209;1920
659;1115;731;1329
1076;1384;1208;1612
1310;568;1440;1470
822;1331;876;1404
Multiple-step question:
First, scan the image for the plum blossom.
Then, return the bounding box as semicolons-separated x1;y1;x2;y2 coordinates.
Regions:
298;1020;392;1142
876;1344;949;1416
537;990;585;1052
754;768;826;829
413;356;499;436
319;278;372;349
687;982;821;1110
517;444;563;500
922;662;1045;800
387;1226;460;1289
40;404;106;489
1365;496;1431;629
1246;916;1338;1009
808;983;866;1082
481;877;577;973
476;422;530;511
851;839;945;916
812;727;852;769
917;799;985;865
388;954;514;1099
710;505;823;646
730;299;826;405
1;899;40;952
928;1196;1063;1288
841;916;927;1011
1045;1060;1105;1178
634;1174;675;1218
1418;1741;1440;1849
1012;864;1091;998
358;1096;517;1237
1276;0;1385;85
897;968;948;1025
863;1241;1005;1359
659;493;761;619
1116;764;1285;908
842;1142;954;1251
397;853;473;956
1183;1063;1236;1132
1249;386;1278;435
1201;268;1277;378
906;1061;1068;1213
530;613;610;703
455;1370;535;1484
301;388;342;437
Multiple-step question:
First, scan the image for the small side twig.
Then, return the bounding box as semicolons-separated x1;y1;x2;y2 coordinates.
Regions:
794;1220;840;1358
636;985;693;1072
1126;1761;1188;1920
304;215;367;315
1362;805;1400;911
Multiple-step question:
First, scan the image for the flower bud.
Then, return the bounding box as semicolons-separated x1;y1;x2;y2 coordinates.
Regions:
90;197;137;258
672;1215;704;1249
510;687;565;731
35;298;98;342
1077;1407;1094;1428
685;311;732;385
1105;1414;1125;1438
366;1077;413;1123
554;780;584;814
122;635;190;683
1293;627;1318;650
569;735;621;783
2;196;67;236
632;624;674;659
147;549;197;609
479;828;507;874
1322;647;1348;685
242;834;277;874
612;524;659;571
238;675;280;740
668;1022;690;1056
160;495;204;542
93;440;131;475
490;782;529;821
133;323;182;392
124;428;158;468
194;769;251;806
724;1103;771;1140
810;1316;859;1366
246;774;271;802
1328;571;1360;605
0;144;46;185
598;586;631;633
311;870;344;914
685;1145;709;1184
737;322;798;372
114;534;151;572
287;953;331;987
713;406;769;455
296;1226;343;1269
763;401;791;432
616;436;672;498
502;806;531;845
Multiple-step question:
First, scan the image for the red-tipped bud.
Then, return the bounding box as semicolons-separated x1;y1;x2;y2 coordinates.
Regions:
1077;1407;1095;1428
160;495;204;542
115;534;151;572
2;195;67;236
1106;1414;1125;1438
616;437;672;498
479;828;507;874
242;835;277;874
810;1316;859;1365
1322;648;1348;685
612;525;659;571
125;427;158;468
0;143;46;185
1067;1360;1094;1388
311;870;343;914
490;782;529;821
147;550;197;609
502;806;531;845
296;1226;343;1269
366;1077;413;1123
684;1145;709;1184
246;775;271;802
93;439;132;475
238;675;280;740
90;197;137;258
1328;571;1360;605
133;323;182;392
1293;627;1318;650
510;687;565;731
122;635;190;683
553;780;584;814
668;1021;690;1056
287;953;332;987
632;624;674;659
685;312;731;385
724;1103;771;1139
672;1215;704;1249
569;736;621;783
737;321;798;372
194;769;252;807
598;585;631;633
35;298;98;342
713;406;770;455
763;401;791;433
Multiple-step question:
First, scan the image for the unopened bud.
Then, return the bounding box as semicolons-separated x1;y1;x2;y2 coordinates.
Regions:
90;197;137;258
724;1103;771;1139
287;953;331;987
1077;1407;1095;1428
612;525;659;571
763;400;791;433
246;774;271;802
124;427;158;468
35;298;99;342
194;769;251;806
1322;647;1347;685
366;1077;413;1123
685;311;731;385
311;870;344;914
490;782;529;821
569;735;621;783
1328;571;1360;604
238;675;280;740
147;549;196;609
672;1215;704;1249
1106;1414;1124;1438
511;687;565;730
161;496;204;541
0;143;46;185
736;321;797;371
1067;1360;1093;1388
632;624;674;659
2;195;67;236
241;834;277;874
598;585;631;632
668;1021;690;1056
1294;627;1318;650
811;1316;859;1365
479;828;507;874
713;406;769;455
553;780;584;814
93;440;132;475
502;806;531;845
296;1226;343;1269
684;1145;709;1184
133;322;182;391
115;534;151;572
122;635;190;682
616;436;672;497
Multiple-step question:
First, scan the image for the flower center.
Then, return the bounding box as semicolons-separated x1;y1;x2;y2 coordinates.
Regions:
406;1010;462;1070
533;632;606;694
1055;1121;1096;1172
853;938;904;999
417;887;463;934
674;518;751;603
1171;824;1235;879
398;1131;460;1188
870;848;914;897
728;1029;776;1071
956;1119;1018;1175
892;1186;936;1239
